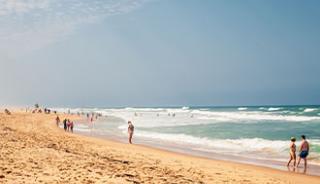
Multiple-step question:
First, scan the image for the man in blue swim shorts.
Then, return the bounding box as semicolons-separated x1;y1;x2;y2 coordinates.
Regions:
297;135;309;170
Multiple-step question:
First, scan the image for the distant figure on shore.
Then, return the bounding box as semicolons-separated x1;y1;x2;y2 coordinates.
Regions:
90;116;94;123
297;135;309;169
128;121;134;144
4;109;11;115
44;108;49;114
55;116;60;127
67;119;71;131
70;121;74;133
63;119;67;131
287;137;296;167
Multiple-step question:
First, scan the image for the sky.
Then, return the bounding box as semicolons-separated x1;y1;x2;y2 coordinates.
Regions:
0;0;319;107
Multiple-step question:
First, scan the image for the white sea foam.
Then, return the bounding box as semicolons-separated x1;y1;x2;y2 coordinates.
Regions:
238;107;248;111
132;130;320;160
166;109;190;113
268;107;282;111
74;124;91;132
134;131;320;153
192;110;320;122
123;107;166;112
304;108;317;112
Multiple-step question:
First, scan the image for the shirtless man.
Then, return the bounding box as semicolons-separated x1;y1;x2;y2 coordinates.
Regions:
297;135;309;169
128;121;134;144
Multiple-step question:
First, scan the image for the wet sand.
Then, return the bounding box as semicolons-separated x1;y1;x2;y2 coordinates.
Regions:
0;111;319;183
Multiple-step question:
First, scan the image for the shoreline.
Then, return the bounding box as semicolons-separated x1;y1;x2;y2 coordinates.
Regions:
1;112;320;183
75;115;320;177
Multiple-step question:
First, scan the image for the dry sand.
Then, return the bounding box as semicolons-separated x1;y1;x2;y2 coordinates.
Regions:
0;112;319;184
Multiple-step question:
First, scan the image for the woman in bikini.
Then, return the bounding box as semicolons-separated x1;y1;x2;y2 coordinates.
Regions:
287;137;296;167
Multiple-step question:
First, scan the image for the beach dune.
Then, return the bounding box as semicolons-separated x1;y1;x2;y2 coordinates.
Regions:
0;112;319;183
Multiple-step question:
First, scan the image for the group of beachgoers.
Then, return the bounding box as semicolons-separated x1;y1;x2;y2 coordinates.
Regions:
55;116;74;133
287;135;310;170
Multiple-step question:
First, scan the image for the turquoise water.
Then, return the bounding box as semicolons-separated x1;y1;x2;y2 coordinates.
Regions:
142;121;320;141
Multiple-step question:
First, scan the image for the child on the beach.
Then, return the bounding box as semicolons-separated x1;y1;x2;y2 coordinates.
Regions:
287;137;296;167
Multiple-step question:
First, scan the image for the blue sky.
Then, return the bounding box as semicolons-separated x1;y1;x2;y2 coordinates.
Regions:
0;0;319;107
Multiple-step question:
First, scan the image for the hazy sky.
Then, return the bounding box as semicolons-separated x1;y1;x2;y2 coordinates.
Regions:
1;0;319;107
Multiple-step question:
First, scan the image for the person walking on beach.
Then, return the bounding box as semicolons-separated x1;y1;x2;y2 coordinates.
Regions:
67;119;71;131
55;116;60;127
128;121;134;144
70;121;74;133
287;137;296;167
63;119;67;131
297;135;309;169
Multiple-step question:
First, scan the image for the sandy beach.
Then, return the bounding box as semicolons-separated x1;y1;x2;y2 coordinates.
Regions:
1;111;319;184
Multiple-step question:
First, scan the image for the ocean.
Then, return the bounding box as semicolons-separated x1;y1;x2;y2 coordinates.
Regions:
55;105;320;172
